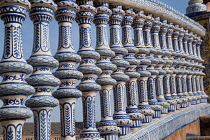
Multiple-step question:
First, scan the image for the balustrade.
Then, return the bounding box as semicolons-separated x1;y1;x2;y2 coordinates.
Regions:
0;0;208;140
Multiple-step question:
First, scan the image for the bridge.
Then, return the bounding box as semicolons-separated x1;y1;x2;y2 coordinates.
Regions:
0;0;209;140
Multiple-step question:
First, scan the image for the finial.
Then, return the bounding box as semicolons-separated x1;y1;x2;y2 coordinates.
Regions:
186;0;206;14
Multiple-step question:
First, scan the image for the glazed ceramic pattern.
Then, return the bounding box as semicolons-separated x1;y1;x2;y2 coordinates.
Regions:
0;0;208;140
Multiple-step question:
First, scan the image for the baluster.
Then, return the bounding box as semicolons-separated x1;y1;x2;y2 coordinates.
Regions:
76;0;103;139
179;28;191;107
148;16;163;118
25;1;60;140
94;2;121;139
134;11;154;123
163;22;176;112
109;5;132;136
157;20;170;114
167;23;181;110
173;25;188;108
189;33;200;105
52;1;82;140
196;37;208;103
122;7;145;129
0;1;35;140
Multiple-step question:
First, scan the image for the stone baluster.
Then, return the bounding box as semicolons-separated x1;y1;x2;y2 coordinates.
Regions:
173;25;188;108
134;11;154;123
167;23;181;110
179;28;192;107
184;31;196;105
122;8;145;129
76;1;103;139
163;22;176;112
157;20;170;114
109;5;132;136
196;37;208;103
93;2;121;139
52;1;82;140
192;34;201;104
0;1;35;140
148;16;163;118
189;33;200;104
25;1;61;140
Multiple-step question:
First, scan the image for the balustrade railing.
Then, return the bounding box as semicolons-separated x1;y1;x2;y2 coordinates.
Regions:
0;0;209;140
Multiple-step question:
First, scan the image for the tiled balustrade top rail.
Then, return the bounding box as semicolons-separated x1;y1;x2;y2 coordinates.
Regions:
100;0;206;37
123;104;210;140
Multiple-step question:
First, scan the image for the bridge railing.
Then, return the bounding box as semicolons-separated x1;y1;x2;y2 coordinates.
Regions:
0;0;208;140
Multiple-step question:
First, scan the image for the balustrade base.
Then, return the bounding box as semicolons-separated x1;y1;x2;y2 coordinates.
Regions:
161;107;169;114
153;110;161;118
142;115;153;123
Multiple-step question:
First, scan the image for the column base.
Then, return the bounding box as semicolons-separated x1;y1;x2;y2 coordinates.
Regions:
181;102;187;108
80;130;102;139
142;115;153;123
191;100;197;105
153;110;161;118
168;104;176;112
120;126;130;136
196;99;201;104
161;107;168;114
176;103;181;110
101;134;118;140
187;101;192;107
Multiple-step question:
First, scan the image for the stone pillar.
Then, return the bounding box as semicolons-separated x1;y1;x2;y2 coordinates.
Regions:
52;1;82;140
148;17;163;118
109;5;132;136
173;25;188;108
189;33;200;105
0;1;35;140
179;28;192;107
122;8;144;129
196;37;208;103
184;30;196;105
25;1;61;140
75;1;102;139
157;20;170;114
167;23;181;110
94;2;121;139
134;11;154;123
163;22;176;112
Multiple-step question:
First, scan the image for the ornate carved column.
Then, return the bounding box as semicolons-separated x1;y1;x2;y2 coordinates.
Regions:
163;22;176;112
0;1;35;140
109;5;132;136
93;2;121;139
52;1;82;140
76;1;102;139
157;20;170;114
192;34;201;104
179;28;192;107
189;33;200;105
25;1;60;140
167;23;181;110
134;11;154;123
196;37;208;103
173;25;188;108
122;8;144;129
148;16;163;118
184;30;196;105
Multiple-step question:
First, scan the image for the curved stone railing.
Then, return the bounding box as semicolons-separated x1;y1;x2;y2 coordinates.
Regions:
0;0;209;140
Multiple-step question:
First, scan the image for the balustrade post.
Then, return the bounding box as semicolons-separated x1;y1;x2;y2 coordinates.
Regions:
122;8;145;129
163;22;176;112
52;1;83;140
93;2;121;139
134;11;154;123
0;1;35;140
75;0;103;139
196;37;208;103
157;20;170;114
148;16;163;118
109;5;132;136
25;1;61;140
173;25;188;108
167;23;181;110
